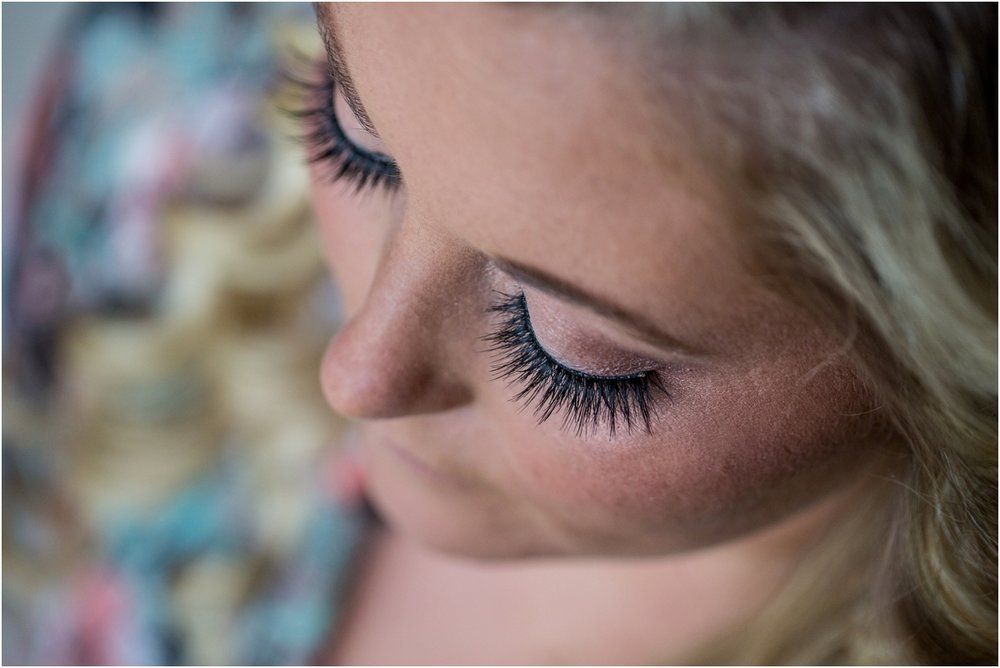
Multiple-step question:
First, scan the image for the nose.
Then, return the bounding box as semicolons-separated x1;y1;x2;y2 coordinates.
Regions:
320;224;478;420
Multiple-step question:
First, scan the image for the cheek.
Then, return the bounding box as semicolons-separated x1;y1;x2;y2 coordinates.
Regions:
308;175;399;314
495;359;881;554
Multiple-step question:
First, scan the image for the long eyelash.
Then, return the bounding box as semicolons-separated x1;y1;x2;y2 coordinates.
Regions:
283;60;402;193
484;292;667;437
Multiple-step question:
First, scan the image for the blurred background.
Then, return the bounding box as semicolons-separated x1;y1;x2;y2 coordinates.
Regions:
3;4;367;664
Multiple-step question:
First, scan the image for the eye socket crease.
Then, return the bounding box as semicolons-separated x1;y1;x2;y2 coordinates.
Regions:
492;257;707;359
314;3;382;139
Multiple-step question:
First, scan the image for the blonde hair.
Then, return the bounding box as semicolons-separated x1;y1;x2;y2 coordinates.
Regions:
639;4;997;663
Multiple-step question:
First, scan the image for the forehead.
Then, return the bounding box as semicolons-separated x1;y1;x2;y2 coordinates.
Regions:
327;4;756;336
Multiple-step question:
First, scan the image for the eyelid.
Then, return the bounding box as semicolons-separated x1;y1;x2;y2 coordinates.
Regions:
315;8;382;139
522;289;665;378
334;86;392;155
330;62;382;139
490;258;706;359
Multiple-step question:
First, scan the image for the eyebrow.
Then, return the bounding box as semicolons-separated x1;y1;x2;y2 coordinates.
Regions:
313;3;382;138
492;258;704;357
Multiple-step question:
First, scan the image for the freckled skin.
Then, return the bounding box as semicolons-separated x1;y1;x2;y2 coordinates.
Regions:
312;4;888;560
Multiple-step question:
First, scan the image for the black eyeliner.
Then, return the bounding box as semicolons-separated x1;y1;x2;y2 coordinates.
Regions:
484;292;667;437
288;61;402;193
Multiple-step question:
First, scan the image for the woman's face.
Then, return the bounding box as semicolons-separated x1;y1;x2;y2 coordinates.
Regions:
311;4;883;559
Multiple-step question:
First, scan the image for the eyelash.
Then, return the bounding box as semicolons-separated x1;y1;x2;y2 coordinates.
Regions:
290;64;402;193
485;292;667;437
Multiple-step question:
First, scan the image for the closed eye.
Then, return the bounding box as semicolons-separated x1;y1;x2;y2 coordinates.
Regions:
484;291;668;437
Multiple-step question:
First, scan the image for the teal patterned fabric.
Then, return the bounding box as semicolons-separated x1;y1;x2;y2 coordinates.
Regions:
3;4;369;664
